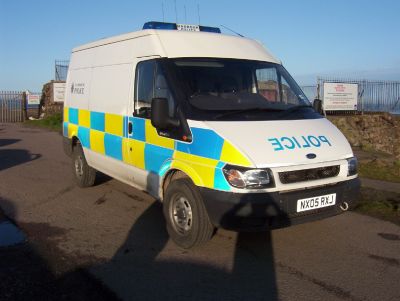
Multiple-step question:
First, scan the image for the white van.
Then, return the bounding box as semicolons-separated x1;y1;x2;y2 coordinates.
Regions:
63;22;360;248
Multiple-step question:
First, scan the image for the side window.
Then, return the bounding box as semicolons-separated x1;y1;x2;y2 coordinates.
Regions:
135;60;155;117
134;60;175;118
256;68;279;102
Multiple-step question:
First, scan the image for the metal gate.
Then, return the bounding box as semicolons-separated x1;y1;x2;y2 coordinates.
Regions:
0;91;24;123
317;77;400;114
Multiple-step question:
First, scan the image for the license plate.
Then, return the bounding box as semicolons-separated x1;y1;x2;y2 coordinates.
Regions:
296;193;336;212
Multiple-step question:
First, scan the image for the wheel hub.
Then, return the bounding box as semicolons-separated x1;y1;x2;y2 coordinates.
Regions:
171;196;193;234
74;156;84;178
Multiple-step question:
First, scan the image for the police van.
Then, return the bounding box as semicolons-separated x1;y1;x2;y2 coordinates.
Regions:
63;21;360;248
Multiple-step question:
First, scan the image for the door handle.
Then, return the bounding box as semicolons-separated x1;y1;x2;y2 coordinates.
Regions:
128;121;133;134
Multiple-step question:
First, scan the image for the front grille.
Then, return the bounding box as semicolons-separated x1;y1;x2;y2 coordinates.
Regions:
279;165;340;184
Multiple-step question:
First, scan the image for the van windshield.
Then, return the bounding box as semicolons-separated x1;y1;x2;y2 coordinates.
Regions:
169;58;318;121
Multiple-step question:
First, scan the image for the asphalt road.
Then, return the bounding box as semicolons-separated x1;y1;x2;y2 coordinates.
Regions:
0;123;399;301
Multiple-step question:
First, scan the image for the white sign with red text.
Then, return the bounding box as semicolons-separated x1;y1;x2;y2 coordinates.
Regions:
323;82;358;111
27;94;40;105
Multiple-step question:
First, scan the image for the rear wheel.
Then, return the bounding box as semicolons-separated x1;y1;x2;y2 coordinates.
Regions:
163;178;214;249
72;144;96;188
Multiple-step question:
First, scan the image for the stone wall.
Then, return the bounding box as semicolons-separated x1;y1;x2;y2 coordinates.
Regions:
40;81;64;117
328;113;400;158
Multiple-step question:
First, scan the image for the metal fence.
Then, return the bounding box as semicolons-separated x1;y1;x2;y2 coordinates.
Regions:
300;85;318;103
301;78;400;114
318;77;400;114
0;91;24;123
55;60;69;81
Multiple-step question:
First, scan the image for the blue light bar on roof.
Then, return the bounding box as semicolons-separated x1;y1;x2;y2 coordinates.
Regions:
199;25;221;33
143;21;220;33
143;21;177;30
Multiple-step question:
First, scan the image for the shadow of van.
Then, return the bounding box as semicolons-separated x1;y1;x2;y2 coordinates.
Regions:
91;177;290;300
0;167;289;300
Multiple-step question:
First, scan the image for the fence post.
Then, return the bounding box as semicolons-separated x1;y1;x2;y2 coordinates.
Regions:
360;83;365;115
317;78;327;117
22;92;27;121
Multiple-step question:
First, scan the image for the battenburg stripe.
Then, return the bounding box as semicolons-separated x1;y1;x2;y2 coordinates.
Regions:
144;144;174;173
69;108;79;124
104;133;123;160
78;127;91;148
176;127;224;160
90;111;105;132
63;107;252;191
213;161;231;191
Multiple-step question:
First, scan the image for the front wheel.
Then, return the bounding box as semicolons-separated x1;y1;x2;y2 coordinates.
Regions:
72;144;96;188
163;178;215;249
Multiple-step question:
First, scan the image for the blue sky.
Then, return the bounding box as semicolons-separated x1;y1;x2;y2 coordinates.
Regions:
1;0;399;91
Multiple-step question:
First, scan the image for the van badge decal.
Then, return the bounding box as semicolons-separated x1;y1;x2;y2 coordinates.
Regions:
70;83;85;95
306;153;317;159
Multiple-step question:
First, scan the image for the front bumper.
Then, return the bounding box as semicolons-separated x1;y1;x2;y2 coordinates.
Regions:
199;178;360;231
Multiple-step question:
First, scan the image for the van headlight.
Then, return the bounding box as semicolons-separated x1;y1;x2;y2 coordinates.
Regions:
222;165;274;189
347;157;358;176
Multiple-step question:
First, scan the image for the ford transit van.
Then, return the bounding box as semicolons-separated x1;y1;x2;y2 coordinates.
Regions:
63;22;360;248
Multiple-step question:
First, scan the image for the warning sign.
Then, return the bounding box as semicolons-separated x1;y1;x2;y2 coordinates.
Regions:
323;83;358;111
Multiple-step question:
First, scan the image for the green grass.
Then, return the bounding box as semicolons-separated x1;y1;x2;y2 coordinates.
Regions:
354;188;400;226
358;160;400;183
24;113;63;132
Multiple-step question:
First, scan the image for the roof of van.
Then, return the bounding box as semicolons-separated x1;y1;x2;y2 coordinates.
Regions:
72;29;280;63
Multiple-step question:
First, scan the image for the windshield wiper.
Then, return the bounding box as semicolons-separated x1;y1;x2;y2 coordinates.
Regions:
214;107;282;120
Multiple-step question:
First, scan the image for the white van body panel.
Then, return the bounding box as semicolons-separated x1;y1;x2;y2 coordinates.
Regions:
155;30;279;62
72;30;279;64
89;63;133;115
65;68;91;110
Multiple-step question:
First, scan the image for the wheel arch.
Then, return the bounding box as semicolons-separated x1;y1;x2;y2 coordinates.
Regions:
63;134;80;157
71;135;80;149
160;162;204;201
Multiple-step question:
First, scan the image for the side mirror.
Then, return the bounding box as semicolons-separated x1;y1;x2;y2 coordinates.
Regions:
151;98;180;129
313;99;323;114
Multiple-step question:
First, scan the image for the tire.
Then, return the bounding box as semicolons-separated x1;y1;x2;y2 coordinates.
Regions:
163;178;215;249
72;144;96;188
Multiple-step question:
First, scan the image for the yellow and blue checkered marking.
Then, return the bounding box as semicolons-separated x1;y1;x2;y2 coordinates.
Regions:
78;127;91;148
69;108;79;124
90;111;105;131
64;107;253;191
214;161;231;191
176;128;224;160
104;133;123;160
